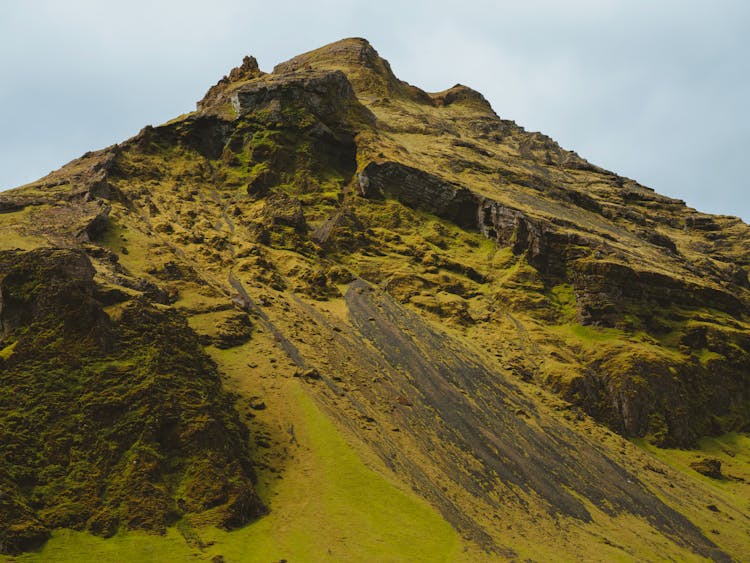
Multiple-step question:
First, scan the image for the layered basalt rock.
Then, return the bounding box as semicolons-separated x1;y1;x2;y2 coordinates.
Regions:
356;160;586;278
571;260;747;326
230;70;361;126
356;161;477;228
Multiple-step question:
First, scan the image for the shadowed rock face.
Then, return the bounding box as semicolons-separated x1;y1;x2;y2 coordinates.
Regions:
356;160;567;273
231;70;360;127
357;161;478;228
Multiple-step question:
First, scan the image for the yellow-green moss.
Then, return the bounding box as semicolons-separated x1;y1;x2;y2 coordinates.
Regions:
0;341;17;361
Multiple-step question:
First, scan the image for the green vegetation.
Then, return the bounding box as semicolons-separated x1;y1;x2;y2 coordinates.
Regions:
0;341;16;360
633;433;750;556
547;283;577;322
0;250;262;554
1;36;750;561
199;382;461;562
9;380;462;562
0;207;48;251
564;323;624;343
7;528;196;563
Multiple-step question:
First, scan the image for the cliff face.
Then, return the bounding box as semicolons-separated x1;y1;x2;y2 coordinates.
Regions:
0;38;748;560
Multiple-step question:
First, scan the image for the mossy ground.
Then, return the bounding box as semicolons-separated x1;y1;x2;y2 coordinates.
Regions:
6;340;464;563
633;433;750;556
0;250;263;553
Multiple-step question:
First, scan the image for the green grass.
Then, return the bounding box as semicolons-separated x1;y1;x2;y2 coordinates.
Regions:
567;323;623;342
0;341;17;360
7;528;196;563
632;433;750;556
551;323;625;347
197;381;462;562
547;283;577;322
635;433;750;488
6;380;461;562
0;207;47;250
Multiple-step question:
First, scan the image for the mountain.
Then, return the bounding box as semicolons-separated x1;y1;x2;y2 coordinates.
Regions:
0;38;748;561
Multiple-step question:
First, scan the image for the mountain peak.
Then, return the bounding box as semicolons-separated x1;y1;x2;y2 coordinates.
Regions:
272;37;401;98
273;37;381;72
196;38;496;118
197;54;264;111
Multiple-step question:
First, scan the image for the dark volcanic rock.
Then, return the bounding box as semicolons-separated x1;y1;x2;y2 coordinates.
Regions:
263;193;307;233
571;260;746;326
690;458;723;479
232;70;359;126
357;161;478;228
341;279;727;561
214;311;254;349
356;161;579;278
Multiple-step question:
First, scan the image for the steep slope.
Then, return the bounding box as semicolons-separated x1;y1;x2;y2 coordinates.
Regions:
0;248;265;554
1;38;749;560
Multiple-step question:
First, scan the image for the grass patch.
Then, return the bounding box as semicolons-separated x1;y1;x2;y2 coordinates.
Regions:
197;381;462;562
0;207;47;250
551;323;625;349
635;433;750;487
7;527;196;563
0;341;17;360
547;283;577;322
632;433;750;556
568;323;623;342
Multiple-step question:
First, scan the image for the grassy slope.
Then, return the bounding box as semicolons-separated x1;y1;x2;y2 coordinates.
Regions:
200;340;464;562
5;338;462;563
633;434;750;557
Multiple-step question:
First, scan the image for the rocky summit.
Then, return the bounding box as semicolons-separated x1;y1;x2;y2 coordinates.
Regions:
0;38;748;561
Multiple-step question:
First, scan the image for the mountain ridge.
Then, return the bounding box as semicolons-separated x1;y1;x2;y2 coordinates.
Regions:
0;37;748;561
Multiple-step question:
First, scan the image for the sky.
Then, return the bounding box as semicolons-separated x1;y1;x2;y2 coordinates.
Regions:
1;0;748;221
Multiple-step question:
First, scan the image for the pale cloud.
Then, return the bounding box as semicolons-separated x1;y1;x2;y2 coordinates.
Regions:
1;0;748;220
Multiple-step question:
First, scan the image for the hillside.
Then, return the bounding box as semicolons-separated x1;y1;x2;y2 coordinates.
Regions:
1;38;748;561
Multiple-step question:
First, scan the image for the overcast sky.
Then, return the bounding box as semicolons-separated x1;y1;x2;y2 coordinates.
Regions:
1;0;748;221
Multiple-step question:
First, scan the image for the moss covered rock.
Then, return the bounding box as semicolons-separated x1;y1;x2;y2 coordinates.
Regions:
0;249;265;554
